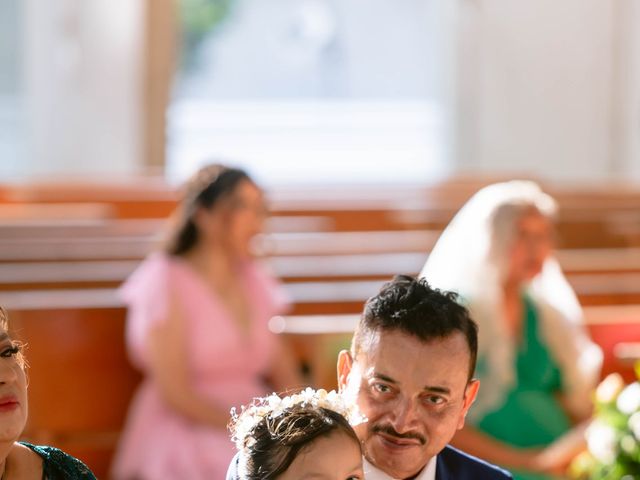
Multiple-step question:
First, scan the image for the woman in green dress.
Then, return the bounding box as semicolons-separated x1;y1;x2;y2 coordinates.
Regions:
420;181;602;479
0;307;96;480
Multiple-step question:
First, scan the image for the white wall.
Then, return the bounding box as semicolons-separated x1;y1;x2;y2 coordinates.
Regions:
453;0;639;182
22;0;145;179
168;0;451;185
612;0;640;180
7;1;639;182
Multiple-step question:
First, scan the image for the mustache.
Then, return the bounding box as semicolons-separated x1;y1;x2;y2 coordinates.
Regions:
371;424;426;445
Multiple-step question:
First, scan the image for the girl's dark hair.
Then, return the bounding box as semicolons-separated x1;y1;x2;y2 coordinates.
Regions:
164;164;252;256
231;404;360;479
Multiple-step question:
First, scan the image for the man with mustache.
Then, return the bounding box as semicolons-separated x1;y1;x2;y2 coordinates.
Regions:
338;275;512;479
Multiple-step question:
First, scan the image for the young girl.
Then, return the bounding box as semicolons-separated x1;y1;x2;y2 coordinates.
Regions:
227;388;365;480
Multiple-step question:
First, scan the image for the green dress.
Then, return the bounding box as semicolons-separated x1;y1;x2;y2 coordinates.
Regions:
20;442;97;480
475;296;571;480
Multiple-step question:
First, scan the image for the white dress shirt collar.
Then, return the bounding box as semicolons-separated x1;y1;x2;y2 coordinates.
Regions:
362;456;437;480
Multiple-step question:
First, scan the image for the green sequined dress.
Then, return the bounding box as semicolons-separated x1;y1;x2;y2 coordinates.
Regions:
20;442;97;480
474;296;571;480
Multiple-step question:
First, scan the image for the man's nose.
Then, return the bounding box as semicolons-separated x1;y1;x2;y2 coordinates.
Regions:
390;397;420;433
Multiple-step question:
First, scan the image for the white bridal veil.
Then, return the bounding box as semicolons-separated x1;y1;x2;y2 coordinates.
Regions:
420;181;602;421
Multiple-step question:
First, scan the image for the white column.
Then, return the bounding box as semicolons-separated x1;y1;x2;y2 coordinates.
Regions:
611;0;640;180
23;0;146;178
454;0;616;182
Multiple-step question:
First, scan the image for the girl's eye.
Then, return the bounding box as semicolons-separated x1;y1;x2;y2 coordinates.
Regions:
1;345;20;358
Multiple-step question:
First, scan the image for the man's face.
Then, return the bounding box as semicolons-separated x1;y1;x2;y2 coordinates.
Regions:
338;330;479;479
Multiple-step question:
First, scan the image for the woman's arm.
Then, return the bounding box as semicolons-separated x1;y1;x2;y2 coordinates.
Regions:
557;391;593;424
452;424;586;474
145;295;231;429
452;425;540;470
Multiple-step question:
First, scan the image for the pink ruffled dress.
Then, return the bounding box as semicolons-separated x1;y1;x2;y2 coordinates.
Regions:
112;252;288;479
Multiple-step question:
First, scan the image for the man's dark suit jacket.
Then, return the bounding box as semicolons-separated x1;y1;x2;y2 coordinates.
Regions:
226;445;513;479
436;445;513;479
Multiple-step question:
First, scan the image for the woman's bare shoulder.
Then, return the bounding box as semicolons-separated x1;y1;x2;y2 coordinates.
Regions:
8;442;44;479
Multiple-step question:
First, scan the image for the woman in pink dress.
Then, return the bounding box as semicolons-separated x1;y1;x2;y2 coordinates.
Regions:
112;165;302;479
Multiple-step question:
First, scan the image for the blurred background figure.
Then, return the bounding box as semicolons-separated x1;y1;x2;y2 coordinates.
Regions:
420;181;603;479
112;164;302;480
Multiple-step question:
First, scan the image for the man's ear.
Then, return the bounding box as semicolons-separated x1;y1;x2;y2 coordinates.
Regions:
337;350;353;392
457;379;480;430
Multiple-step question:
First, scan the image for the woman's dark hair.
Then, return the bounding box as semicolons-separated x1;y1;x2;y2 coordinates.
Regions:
164;164;252;256
231;403;361;479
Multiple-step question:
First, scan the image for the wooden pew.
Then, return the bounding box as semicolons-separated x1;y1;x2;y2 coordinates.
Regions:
0;252;427;291
0;203;114;221
3;247;640;299
585;305;640;383
0;215;333;240
19;267;585;320
0;219;164;240
0;261;140;291
0;229;439;263
0;180;179;220
6;180;640;248
0;237;155;263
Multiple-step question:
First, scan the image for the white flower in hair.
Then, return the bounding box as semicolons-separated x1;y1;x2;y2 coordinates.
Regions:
230;388;367;449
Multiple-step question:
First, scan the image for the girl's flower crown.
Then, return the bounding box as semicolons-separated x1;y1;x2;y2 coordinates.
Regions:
230;387;366;449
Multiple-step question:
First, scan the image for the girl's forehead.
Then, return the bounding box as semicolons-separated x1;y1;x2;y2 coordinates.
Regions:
282;430;363;479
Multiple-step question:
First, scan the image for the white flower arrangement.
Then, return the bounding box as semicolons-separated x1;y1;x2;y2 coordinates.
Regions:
571;370;640;479
230;387;367;449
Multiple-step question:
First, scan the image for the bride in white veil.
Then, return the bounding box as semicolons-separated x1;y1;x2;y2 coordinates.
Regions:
420;181;601;478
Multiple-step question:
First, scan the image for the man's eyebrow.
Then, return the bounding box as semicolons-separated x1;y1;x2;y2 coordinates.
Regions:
371;372;398;384
423;385;451;395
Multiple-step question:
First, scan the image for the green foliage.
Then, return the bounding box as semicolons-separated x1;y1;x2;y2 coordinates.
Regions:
570;368;640;479
178;0;234;69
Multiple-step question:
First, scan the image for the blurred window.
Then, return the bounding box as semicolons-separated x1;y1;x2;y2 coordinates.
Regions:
167;0;449;185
